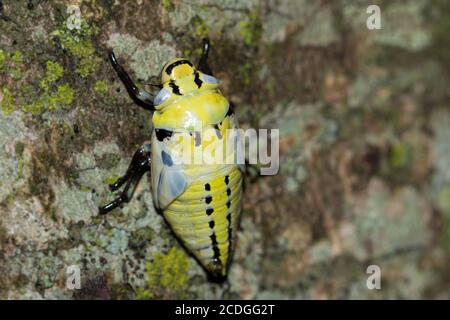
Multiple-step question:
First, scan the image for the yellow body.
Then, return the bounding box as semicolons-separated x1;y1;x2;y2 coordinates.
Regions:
164;166;243;276
150;58;243;277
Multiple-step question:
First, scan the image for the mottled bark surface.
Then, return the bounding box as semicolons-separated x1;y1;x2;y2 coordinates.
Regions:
0;0;449;299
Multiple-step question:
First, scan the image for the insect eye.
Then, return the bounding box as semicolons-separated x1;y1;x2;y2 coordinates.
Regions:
201;74;219;84
155;128;173;141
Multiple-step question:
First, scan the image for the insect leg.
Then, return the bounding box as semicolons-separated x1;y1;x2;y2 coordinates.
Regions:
197;38;213;75
109;51;155;111
106;142;151;191
99;143;151;215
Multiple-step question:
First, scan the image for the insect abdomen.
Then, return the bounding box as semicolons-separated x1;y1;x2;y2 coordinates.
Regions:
163;166;243;277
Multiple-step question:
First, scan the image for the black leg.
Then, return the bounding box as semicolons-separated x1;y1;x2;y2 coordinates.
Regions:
197;38;213;75
99;143;151;215
107;142;151;192
109;51;155;111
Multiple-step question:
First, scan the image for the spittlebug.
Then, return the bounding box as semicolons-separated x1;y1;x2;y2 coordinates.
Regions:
99;39;244;279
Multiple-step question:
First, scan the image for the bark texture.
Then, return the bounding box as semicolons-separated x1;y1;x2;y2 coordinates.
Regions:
0;0;449;299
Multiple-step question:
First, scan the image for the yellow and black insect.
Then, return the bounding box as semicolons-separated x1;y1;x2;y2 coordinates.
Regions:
99;39;244;279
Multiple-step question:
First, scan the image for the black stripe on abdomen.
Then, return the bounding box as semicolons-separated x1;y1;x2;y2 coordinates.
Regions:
224;175;233;265
210;233;220;260
205;186;221;267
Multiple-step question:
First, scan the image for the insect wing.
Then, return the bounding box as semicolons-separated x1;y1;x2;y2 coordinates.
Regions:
151;133;188;209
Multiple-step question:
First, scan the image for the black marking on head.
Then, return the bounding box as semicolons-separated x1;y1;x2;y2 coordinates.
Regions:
226;188;231;196
209;220;215;228
194;72;203;88
206;208;214;215
226;200;231;208
205;195;212;204
161;150;173;167
155;128;173;141
224;175;229;185
169;81;182;95
205;183;211;191
194;131;201;146
165;59;193;75
214;125;222;139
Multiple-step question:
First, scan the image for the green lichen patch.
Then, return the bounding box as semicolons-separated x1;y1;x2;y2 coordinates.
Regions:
94;80;109;94
51;84;75;107
21;59;74;115
189;15;209;39
136;247;190;299
0;49;7;71
389;141;413;169
239;9;263;47
39;61;64;92
239;62;253;86
51;19;101;78
1;88;15;115
161;0;173;12
0;49;24;80
23;84;74;115
105;174;119;186
6;55;75;115
11;51;22;64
